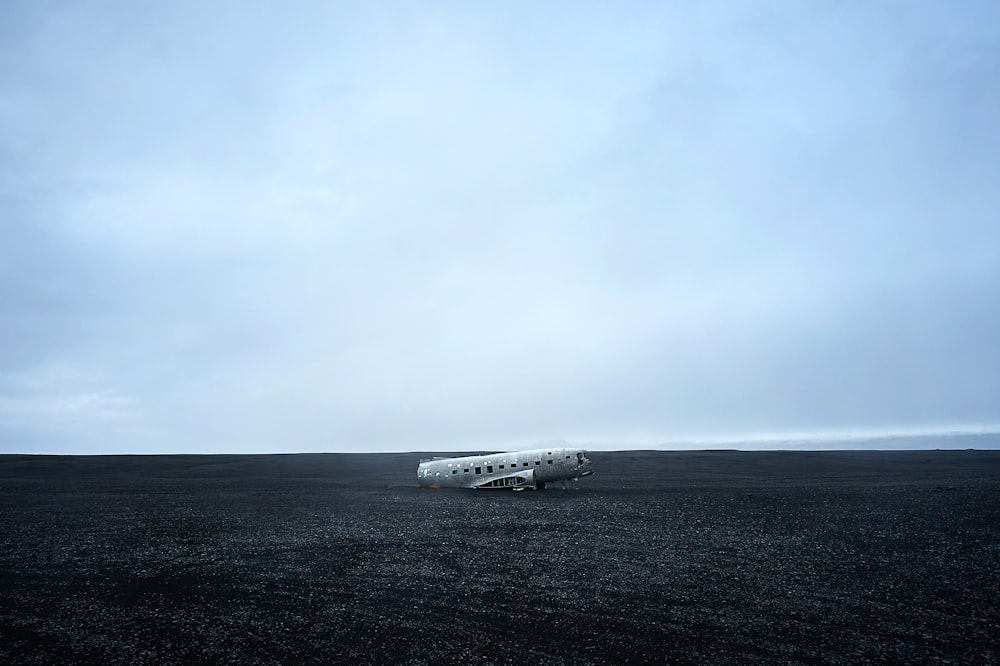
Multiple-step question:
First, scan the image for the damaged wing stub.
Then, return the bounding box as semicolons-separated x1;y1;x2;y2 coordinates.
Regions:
416;447;594;490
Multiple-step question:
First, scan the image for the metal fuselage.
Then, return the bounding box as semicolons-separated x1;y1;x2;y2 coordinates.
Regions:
416;447;594;490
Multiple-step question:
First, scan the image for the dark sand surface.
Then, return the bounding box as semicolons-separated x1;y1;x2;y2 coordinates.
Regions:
2;450;999;664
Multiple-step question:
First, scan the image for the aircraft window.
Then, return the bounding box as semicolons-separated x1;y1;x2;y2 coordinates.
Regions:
464;468;469;473
523;462;528;467
499;464;504;469
475;467;482;474
535;461;540;465
487;465;494;473
566;455;571;459
452;470;457;474
547;460;553;464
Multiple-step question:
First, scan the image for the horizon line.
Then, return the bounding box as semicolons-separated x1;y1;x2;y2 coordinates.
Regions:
3;427;999;456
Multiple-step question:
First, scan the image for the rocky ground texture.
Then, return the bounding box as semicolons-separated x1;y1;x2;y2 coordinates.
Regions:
1;450;999;664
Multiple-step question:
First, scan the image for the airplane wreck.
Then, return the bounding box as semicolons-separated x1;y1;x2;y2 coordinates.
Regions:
417;447;594;490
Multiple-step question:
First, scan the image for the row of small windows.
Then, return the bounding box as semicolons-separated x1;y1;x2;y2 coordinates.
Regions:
441;460;563;474
435;453;575;475
430;454;575;471
426;454;582;480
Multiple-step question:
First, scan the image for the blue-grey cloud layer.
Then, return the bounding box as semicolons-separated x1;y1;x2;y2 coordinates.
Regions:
2;1;998;452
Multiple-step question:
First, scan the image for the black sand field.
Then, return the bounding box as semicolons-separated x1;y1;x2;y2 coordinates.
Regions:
1;451;999;665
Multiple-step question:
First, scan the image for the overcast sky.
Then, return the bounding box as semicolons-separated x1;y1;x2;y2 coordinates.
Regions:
2;1;998;454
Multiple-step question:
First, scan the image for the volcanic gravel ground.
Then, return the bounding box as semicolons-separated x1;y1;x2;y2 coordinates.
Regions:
1;450;999;664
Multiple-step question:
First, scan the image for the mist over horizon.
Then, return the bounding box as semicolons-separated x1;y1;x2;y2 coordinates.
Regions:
2;2;998;455
6;429;1000;457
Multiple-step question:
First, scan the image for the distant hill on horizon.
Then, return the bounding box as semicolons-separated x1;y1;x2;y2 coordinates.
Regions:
649;431;1000;451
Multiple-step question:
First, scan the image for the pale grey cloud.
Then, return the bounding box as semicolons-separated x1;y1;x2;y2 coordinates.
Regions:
1;1;998;452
